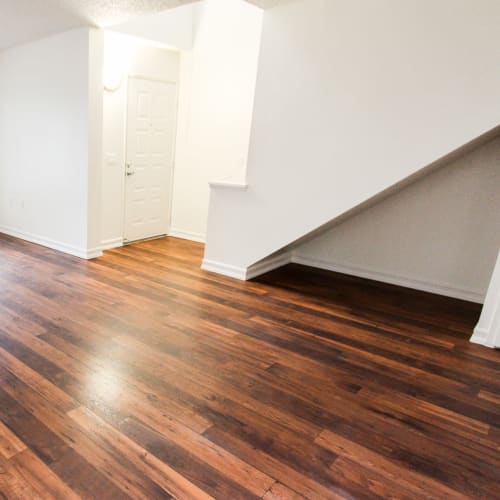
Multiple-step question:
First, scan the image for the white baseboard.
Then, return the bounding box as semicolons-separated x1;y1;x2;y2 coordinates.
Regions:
0;225;103;260
470;327;496;348
292;253;484;304
470;253;500;348
247;251;293;280
202;251;292;281
169;228;206;243
101;237;123;251
85;247;104;259
201;259;247;280
201;249;484;304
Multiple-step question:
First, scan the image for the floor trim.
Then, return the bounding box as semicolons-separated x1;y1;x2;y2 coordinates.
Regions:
101;237;124;251
0;225;102;260
470;327;496;348
292;253;484;304
201;252;484;304
169;228;206;244
201;259;247;280
470;251;500;348
247;252;293;280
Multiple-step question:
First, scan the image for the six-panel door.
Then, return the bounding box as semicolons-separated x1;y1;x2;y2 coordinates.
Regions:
124;77;177;243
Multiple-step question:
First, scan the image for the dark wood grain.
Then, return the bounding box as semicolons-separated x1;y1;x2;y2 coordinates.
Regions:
0;233;498;499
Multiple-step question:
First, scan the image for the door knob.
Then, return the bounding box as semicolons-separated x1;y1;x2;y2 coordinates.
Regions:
125;163;135;176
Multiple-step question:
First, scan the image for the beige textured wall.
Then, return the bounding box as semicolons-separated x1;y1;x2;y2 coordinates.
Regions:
295;136;500;303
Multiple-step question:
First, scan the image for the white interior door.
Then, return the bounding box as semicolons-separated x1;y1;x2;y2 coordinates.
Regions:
124;77;177;243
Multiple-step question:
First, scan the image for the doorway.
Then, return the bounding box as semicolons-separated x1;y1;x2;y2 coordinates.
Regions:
124;76;178;243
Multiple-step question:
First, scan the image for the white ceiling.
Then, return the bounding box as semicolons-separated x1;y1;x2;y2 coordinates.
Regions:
246;0;290;7
0;0;286;51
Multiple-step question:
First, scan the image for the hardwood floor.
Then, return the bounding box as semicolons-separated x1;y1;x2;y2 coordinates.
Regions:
0;233;498;499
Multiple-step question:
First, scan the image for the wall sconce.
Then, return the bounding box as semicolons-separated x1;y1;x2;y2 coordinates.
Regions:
103;31;134;91
103;64;123;91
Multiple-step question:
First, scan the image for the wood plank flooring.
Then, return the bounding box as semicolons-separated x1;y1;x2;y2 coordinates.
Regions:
0;233;498;499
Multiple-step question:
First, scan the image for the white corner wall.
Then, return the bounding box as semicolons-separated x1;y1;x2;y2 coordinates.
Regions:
294;136;500;303
170;0;263;242
87;29;105;255
101;32;180;249
203;0;500;272
0;28;103;258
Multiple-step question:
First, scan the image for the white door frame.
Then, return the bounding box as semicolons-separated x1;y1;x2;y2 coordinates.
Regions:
123;74;179;243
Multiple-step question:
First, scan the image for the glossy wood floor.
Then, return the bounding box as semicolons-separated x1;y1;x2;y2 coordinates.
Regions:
0;234;499;499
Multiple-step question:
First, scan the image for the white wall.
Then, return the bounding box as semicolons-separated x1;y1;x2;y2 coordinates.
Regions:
88;29;105;254
0;28;103;258
203;0;500;272
294;136;500;303
109;3;195;51
170;0;263;241
101;32;180;248
102;0;263;246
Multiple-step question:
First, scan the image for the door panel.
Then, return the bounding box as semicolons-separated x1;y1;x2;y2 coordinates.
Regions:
124;78;177;243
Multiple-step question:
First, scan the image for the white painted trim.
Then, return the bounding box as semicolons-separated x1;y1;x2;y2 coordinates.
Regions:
201;251;292;281
201;259;247;280
0;225;103;260
247;251;293;280
470;328;496;348
200;249;486;304
169;228;206;243
101;237;124;250
292;253;484;304
86;247;104;259
471;250;500;348
209;180;248;190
